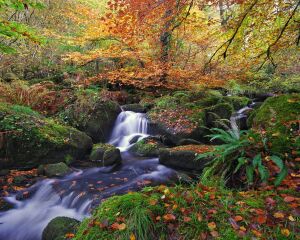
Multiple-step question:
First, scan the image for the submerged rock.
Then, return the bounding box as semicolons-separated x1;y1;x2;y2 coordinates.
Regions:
42;217;79;240
89;143;122;166
0;103;93;169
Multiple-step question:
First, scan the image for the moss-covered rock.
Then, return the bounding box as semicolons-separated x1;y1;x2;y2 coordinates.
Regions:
248;94;300;155
223;96;251;110
62;91;121;142
122;104;146;113
0;103;93;169
205;102;234;128
89;143;122;166
41;162;71;177
130;138;163;157
42;217;79;240
159;145;213;171
3;72;19;83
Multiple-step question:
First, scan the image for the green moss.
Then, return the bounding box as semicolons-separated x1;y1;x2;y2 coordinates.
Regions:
74;184;298;240
223;96;251;110
154;95;178;109
0;102;92;168
131;139;159;157
249;94;300;155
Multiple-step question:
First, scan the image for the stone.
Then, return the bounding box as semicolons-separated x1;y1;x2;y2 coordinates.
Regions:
122;104;147;113
89;144;122;166
44;162;71;177
159;148;211;171
42;217;79;240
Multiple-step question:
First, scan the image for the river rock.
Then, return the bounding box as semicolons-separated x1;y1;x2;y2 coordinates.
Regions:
130;137;164;157
42;217;79;240
62;99;121;143
89;143;122;166
178;139;202;146
0;102;93;169
122;104;147;113
44;162;71;177
205;102;234;128
159;148;211;171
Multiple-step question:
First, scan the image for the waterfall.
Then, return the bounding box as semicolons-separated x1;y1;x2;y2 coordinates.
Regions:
230;106;253;138
109;111;149;151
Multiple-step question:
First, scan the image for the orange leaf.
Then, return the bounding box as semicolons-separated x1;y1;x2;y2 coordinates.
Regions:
281;228;290;237
256;215;267;224
273;212;285;219
208;222;216;230
65;233;75;239
283;196;295;203
251;229;262;237
163;214;176;222
130;233;136;240
111;223;126;231
183;217;192;223
234;215;243;222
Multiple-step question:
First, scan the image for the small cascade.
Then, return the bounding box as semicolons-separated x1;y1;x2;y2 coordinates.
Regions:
0;110;178;240
109;111;149;151
0;180;90;240
230;105;253;138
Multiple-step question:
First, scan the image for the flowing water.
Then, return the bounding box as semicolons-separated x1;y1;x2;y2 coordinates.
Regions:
0;111;178;240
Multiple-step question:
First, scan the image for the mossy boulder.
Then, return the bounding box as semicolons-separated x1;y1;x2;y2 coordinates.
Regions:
39;162;71;177
42;217;80;240
159;145;213;171
89;143;122;166
205;102;234;128
223;96;251;110
248;94;300;155
122;104;147;113
0;103;93;169
62;94;121;143
130;137;163;157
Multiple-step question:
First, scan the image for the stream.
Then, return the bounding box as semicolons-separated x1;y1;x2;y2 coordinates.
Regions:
0;111;179;240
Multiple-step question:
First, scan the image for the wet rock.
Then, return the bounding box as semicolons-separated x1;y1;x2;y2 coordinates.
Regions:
205;102;234;129
130;137;164;157
122;104;147;113
42;217;79;240
62;99;121;143
44;162;71;177
159;148;211;171
89;144;122;166
178;139;202;146
0;198;14;211
0;102;93;169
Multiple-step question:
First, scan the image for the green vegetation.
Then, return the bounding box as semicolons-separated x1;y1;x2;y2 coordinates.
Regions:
75;183;299;240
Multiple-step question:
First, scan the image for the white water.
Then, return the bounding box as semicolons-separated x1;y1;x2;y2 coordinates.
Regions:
230;106;253;138
109;111;149;151
0;111;177;240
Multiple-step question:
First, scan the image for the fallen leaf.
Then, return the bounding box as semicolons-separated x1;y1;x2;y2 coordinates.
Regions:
163;214;176;222
234;215;243;222
65;233;75;239
208;222;216;230
256;215;267;224
283;196;295;203
183;216;192;222
111;222;126;231
130;233;136;240
251;229;262;237
210;230;219;238
288;215;295;222
281;228;290;237
273;212;285;219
